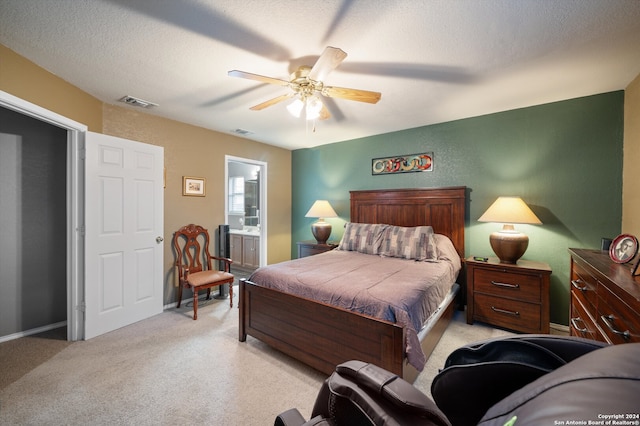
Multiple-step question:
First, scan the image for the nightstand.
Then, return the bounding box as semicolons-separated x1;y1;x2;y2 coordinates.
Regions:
466;257;551;333
297;241;338;258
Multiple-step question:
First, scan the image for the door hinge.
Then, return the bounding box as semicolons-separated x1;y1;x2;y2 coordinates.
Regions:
79;148;86;160
76;302;86;312
77;225;85;236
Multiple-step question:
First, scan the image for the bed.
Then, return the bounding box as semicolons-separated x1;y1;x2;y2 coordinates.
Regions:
239;187;466;382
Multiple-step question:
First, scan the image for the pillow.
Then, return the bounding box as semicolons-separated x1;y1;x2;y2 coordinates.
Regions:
337;223;387;254
379;225;438;261
434;233;462;272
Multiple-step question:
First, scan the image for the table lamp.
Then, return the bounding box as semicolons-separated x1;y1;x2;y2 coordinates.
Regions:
305;200;338;244
478;196;542;264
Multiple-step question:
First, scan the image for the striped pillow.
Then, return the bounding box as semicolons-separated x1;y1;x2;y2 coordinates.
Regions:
337;223;388;254
380;225;438;261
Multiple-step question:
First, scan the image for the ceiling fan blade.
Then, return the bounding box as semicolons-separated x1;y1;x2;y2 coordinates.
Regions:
319;103;331;121
228;70;290;87
249;93;293;111
322;86;381;104
308;46;347;82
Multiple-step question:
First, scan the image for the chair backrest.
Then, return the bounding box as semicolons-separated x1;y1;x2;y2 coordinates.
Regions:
173;224;213;274
311;361;450;426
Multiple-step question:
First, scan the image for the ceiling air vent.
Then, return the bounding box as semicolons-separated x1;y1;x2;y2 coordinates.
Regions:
233;128;253;136
118;95;158;109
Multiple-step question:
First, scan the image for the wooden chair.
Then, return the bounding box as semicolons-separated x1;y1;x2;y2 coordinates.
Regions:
173;224;234;320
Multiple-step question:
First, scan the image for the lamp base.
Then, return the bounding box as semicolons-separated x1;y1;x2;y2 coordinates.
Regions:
311;221;332;245
489;231;529;264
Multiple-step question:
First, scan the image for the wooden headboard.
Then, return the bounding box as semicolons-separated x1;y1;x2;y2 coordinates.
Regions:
350;187;467;258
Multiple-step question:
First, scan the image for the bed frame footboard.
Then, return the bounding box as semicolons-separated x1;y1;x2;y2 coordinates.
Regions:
239;278;405;377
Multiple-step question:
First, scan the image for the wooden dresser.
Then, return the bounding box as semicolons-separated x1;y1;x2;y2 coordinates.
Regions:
466;257;551;333
569;248;640;344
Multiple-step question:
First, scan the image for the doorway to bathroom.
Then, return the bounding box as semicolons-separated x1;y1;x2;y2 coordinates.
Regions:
225;156;267;272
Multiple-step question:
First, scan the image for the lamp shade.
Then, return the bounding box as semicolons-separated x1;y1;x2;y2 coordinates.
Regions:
305;200;338;219
478;197;542;225
305;200;337;245
478;197;541;264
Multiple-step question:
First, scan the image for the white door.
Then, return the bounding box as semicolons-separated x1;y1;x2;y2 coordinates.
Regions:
84;132;164;339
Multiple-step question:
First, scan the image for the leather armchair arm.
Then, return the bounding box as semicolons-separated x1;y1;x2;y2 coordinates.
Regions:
274;408;306;426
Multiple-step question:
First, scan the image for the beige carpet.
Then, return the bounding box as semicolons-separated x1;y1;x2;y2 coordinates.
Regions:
0;291;512;425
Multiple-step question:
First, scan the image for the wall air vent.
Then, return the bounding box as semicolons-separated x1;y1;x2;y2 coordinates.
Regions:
118;95;158;109
233;128;253;136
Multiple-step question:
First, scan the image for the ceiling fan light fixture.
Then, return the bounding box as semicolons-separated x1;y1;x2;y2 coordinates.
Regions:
306;96;323;120
229;47;380;124
287;98;304;118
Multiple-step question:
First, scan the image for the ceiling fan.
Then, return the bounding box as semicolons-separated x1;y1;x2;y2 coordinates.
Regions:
228;46;381;121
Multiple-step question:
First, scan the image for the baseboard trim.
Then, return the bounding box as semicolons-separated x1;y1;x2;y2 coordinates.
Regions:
0;321;67;343
550;322;570;335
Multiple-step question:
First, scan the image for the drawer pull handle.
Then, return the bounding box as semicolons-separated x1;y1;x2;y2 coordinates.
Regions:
571;279;587;291
490;280;520;289
491;306;520;316
570;317;588;333
600;314;631;339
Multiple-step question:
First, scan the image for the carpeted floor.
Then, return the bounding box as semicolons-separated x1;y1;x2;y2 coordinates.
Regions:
0;286;512;425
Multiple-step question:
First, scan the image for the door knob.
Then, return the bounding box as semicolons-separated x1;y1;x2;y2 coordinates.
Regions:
156;236;164;243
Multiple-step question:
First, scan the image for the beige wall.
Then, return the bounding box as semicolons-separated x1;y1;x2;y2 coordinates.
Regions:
102;105;292;303
623;72;640;237
1;44;292;305
0;45;103;131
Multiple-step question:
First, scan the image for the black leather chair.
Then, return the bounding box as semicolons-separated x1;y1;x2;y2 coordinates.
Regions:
275;360;450;426
430;334;609;426
276;336;640;426
475;341;640;425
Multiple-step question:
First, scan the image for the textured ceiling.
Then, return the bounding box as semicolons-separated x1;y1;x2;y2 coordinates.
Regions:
1;0;640;150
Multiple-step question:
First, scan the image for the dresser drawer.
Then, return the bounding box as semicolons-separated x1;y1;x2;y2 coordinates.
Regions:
570;261;598;311
473;268;541;303
569;248;640;346
597;284;640;344
570;292;607;342
473;293;542;333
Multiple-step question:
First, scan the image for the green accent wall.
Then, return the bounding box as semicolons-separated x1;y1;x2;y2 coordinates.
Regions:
291;91;624;326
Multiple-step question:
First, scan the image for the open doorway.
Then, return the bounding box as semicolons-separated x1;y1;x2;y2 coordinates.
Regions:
0;90;85;343
225;156;267;272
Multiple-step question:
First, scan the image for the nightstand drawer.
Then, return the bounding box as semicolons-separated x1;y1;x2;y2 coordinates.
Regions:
473;268;541;303
299;246;331;257
297;241;338;258
473;293;542;333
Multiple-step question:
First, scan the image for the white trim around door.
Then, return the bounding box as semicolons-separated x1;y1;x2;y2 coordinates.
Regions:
0;90;86;341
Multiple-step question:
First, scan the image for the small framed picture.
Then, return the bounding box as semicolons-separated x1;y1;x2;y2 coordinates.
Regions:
609;234;638;264
182;176;205;197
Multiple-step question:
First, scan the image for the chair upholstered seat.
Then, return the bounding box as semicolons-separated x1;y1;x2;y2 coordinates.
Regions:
173;224;234;320
187;270;234;287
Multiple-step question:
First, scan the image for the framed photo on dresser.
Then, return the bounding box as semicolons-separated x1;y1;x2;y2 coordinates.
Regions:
609;234;638;264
